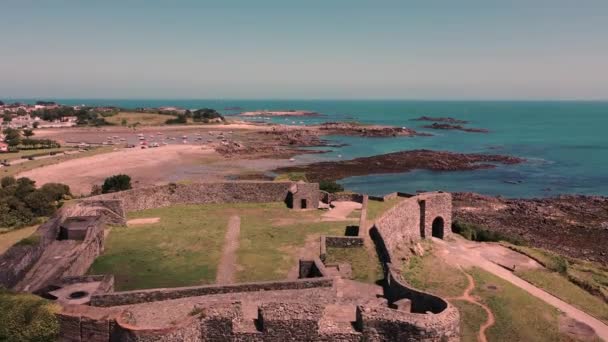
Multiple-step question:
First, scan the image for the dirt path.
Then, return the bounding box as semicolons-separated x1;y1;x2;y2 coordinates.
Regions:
436;237;608;341
216;216;241;284
321;201;361;221
448;269;495;342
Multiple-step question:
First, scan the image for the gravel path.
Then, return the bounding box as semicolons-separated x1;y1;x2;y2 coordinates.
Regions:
216;215;241;284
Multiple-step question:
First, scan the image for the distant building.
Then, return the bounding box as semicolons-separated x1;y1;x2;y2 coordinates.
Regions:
0;142;8;153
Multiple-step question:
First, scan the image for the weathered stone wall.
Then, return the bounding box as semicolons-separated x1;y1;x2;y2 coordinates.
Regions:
0;199;121;289
298;258;328;278
90;182;300;212
325;236;364;248
90;277;334;307
289;182;321;210
357;303;460;342
373;192;452;261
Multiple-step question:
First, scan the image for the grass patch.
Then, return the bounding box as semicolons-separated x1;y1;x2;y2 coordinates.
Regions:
505;243;608;304
0;224;39;254
469;267;575;342
1;147;74;161
15;234;41;247
237;203;349;282
1;146;115;178
105;112;171;126
325;247;383;284
516;268;608;324
366;198;403;221
89;204;229;290
402;249;469;298
89;202;354;290
451;300;487;342
0;289;59;342
403;247;582;341
274;172;308;182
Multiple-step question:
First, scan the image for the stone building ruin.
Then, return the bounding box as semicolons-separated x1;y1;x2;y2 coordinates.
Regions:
0;181;458;341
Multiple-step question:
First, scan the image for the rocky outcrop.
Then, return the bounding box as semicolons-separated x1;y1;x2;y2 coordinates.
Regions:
423;123;489;133
276;149;525;182
412;116;469;124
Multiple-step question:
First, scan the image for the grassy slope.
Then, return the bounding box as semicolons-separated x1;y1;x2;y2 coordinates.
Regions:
516;269;608;324
325;247;383;284
0;225;38;254
504;243;608;323
0;290;59;342
89;202;354;289
402;248;578;342
2;147;74;161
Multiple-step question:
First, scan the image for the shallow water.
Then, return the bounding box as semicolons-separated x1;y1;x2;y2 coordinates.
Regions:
19;99;608;197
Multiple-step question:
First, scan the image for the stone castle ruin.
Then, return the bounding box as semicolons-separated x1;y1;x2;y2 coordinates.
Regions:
0;181;459;341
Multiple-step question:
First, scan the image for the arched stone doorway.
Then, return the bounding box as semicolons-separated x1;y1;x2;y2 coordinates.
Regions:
432;217;444;239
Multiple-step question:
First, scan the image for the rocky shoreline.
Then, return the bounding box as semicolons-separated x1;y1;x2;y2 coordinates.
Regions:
274;149;524;181
453;192;608;264
423;122;489;133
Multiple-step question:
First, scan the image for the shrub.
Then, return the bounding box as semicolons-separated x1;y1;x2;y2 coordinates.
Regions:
452;221;525;245
101;174;132;193
165;114;187;125
319;179;344;193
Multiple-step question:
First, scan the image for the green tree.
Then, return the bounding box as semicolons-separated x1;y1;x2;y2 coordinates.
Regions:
101;174;132;193
319;180;344;193
23;129;34;138
2;128;21;147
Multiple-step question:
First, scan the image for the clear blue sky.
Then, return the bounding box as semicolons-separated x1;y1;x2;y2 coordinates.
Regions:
1;0;607;99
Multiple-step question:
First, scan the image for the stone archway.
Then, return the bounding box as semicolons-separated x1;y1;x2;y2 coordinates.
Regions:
432;217;445;239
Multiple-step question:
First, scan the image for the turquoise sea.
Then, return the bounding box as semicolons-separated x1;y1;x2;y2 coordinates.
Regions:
14;99;608;198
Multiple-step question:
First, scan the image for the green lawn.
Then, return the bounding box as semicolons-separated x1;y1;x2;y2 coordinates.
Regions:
236;203;348;282
1;147;74;161
325;246;383;284
89;202;354;290
402;248;581;341
516;268;608;324
469;268;576;342
105;112;171;126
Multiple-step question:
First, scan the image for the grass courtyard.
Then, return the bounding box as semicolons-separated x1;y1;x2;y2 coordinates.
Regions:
88;202;352;290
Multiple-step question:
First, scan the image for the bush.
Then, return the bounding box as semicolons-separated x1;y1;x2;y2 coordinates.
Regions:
0;177;70;229
101;174;132;193
165;114;187;125
0;289;59;341
452;221;525;245
319;179;344;193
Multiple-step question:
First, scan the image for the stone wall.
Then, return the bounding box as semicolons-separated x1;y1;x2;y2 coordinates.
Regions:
298;258;328;278
0;199;121;289
373;192;452;261
90;277;334;307
90;182;300;212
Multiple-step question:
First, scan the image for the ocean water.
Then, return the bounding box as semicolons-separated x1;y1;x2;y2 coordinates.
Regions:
14;99;608;198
